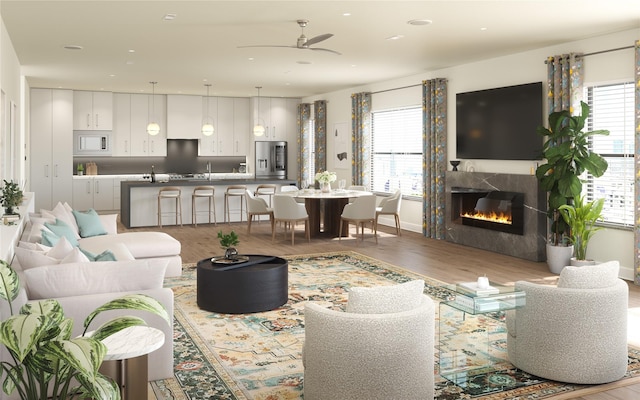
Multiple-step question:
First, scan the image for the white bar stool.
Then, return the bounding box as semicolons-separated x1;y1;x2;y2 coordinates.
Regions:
224;185;247;224
192;186;216;226
255;184;277;206
157;186;182;227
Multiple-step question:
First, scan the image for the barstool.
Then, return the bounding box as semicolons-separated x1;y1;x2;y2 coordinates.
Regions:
224;185;247;224
255;184;277;206
192;186;216;226
157;186;182;227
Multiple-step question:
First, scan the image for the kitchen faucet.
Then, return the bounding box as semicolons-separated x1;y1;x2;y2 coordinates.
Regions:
206;161;211;181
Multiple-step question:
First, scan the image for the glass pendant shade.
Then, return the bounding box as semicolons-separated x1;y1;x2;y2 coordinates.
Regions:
148;81;159;136
147;122;160;136
202;83;215;136
202;123;215;136
253;124;265;136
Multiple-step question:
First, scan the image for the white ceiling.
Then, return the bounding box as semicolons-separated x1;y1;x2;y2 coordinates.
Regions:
2;1;639;98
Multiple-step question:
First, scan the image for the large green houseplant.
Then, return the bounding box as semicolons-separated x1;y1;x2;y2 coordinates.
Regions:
0;259;170;400
558;194;604;262
535;101;608;271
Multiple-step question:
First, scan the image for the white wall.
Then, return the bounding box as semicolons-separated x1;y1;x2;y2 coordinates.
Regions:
303;28;639;277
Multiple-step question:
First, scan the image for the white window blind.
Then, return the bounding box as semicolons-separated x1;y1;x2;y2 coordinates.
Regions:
584;82;634;227
371;107;423;196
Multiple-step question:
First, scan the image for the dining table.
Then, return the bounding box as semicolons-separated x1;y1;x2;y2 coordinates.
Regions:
293;189;374;238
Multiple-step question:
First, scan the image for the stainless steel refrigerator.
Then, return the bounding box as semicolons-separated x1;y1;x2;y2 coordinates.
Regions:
255;141;287;179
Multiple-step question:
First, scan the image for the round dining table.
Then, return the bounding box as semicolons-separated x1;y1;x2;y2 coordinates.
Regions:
293;189;373;238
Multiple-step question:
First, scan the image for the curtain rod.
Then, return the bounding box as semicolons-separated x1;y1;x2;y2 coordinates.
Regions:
371;83;421;95
544;45;634;63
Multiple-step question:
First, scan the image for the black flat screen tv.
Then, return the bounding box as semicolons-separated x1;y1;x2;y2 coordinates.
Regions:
456;82;543;160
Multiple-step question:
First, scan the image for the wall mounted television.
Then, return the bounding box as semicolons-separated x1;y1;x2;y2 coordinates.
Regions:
456;81;543;160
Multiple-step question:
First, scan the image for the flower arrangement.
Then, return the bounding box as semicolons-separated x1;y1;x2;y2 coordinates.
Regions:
315;171;337;185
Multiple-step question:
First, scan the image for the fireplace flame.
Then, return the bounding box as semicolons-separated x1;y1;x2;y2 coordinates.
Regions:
461;211;512;225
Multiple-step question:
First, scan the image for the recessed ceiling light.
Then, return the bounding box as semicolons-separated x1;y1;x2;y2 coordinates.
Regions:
126;60;134;65
343;13;351;17
297;61;312;65
128;49;136;53
386;35;404;41
163;14;177;21
108;74;116;77
408;19;433;26
248;57;255;61
480;27;488;31
63;45;83;50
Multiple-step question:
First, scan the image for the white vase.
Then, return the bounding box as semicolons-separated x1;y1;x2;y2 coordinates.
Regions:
570;258;596;267
546;243;574;274
320;182;331;193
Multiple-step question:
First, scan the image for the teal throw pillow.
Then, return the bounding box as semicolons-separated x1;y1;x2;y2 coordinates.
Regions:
72;208;107;238
43;219;79;247
40;230;61;247
79;247;117;262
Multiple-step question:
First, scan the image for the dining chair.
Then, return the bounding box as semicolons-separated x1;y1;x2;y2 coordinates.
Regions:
280;185;299;193
340;194;377;242
375;189;402;236
348;185;366;191
272;194;310;245
245;190;274;234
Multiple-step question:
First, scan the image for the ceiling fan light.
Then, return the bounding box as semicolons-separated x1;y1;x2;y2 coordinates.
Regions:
147;122;160;136
253;124;265;136
202;123;215;136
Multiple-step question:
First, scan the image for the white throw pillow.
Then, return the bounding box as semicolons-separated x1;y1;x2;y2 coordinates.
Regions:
60;247;91;264
45;236;75;259
557;260;620;289
14;246;59;270
24;259;169;300
346;279;425;314
26;223;54;243
46;202;80;239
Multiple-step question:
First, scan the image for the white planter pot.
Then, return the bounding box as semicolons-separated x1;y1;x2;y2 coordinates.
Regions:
546;244;574;274
569;258;596;267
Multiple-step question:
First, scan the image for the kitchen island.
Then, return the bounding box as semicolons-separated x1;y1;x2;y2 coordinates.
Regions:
121;178;297;228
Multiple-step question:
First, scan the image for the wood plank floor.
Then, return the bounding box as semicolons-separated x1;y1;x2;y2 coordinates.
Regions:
124;219;640;400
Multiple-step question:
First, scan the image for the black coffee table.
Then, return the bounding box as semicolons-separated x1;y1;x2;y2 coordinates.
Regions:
196;255;288;314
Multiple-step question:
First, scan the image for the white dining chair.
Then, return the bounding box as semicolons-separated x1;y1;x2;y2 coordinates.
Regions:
245;190;274;234
375;189;402;236
280;185;299;193
340;194;377;243
348;185;366;191
272;194;310;245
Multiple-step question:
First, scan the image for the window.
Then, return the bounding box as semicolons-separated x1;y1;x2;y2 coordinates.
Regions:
371;107;423;196
583;82;634;227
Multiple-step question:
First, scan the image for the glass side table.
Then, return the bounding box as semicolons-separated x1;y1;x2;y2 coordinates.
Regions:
439;281;525;387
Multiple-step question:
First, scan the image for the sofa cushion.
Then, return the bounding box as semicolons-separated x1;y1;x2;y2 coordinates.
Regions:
346;279;425;314
14;246;59;270
23;259;169;300
44;219;79;247
42;202;80;239
72;208;107;238
43;236;74;259
26;222;54;243
79;232;181;259
557;260;620;289
60;247;91;263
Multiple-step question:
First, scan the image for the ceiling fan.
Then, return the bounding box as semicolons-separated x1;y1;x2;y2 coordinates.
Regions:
238;19;341;55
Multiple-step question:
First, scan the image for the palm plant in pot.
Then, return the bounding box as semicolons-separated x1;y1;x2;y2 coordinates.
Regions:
558;194;604;265
0;259;170;399
535;101;608;273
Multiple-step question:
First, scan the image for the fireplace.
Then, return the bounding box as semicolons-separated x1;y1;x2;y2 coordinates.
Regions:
451;187;524;235
445;172;547;262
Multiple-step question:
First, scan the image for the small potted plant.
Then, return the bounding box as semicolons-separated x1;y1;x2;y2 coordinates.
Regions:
218;230;240;260
558;194;604;265
315;171;337;193
77;163;84;176
1;179;24;216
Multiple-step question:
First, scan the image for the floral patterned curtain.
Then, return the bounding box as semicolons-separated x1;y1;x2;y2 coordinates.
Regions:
422;79;447;239
314;100;327;173
297;103;311;188
634;40;640;285
351;92;371;186
546;53;584;114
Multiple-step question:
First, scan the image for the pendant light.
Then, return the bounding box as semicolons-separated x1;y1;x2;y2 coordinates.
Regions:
202;84;215;136
253;86;265;137
147;81;160;136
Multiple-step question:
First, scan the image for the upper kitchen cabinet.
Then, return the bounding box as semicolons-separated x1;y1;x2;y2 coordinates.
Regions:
234;98;250;156
113;93;166;157
200;97;249;157
30;88;74;211
73;91;113;130
167;95;203;139
250;97;299;141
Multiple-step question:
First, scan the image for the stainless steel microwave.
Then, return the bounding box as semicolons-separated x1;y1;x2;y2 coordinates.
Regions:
73;131;112;156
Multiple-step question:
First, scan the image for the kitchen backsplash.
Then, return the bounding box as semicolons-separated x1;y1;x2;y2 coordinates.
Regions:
73;155;247;175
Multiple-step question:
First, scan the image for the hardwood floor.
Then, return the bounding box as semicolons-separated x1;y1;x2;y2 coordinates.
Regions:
124;219;640;400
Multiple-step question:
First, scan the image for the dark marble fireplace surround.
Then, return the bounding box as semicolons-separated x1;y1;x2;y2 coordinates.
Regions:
445;172;546;262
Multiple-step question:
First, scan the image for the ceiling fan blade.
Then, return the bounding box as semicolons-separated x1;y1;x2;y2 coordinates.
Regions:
305;33;333;46
309;47;342;55
237;45;297;49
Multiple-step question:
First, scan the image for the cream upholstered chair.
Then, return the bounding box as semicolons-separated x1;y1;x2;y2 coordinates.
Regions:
280;185;299;193
303;280;435;400
272;194;309;245
348;185;366;191
245;189;273;234
506;261;628;384
375;189;402;236
340;194;377;242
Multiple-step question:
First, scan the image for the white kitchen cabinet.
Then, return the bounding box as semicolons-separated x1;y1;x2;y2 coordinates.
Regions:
112;93;131;156
73;91;113;130
200;97;248;156
167;94;203;139
130;93;167;157
250;96;298;141
30;88;74;211
72;177;114;211
233;97;250;156
199;96;219;156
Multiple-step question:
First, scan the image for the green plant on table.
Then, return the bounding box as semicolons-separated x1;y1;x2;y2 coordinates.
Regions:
558;194;604;261
1;180;24;215
218;230;239;249
0;259;170;400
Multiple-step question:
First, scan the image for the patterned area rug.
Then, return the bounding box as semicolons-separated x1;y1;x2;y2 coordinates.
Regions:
150;251;640;399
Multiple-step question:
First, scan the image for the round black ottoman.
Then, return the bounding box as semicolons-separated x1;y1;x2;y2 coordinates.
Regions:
196;255;288;314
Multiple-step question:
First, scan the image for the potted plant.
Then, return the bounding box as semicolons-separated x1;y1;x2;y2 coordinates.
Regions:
218;230;240;260
558;194;604;265
1;180;24;216
535;101;608;272
315;171;336;193
76;163;84;176
0;259;170;400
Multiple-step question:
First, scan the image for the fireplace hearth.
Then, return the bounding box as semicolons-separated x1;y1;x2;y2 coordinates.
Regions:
445;172;546;262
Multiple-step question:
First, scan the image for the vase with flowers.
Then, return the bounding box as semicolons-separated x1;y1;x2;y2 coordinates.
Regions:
315;171;337;193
